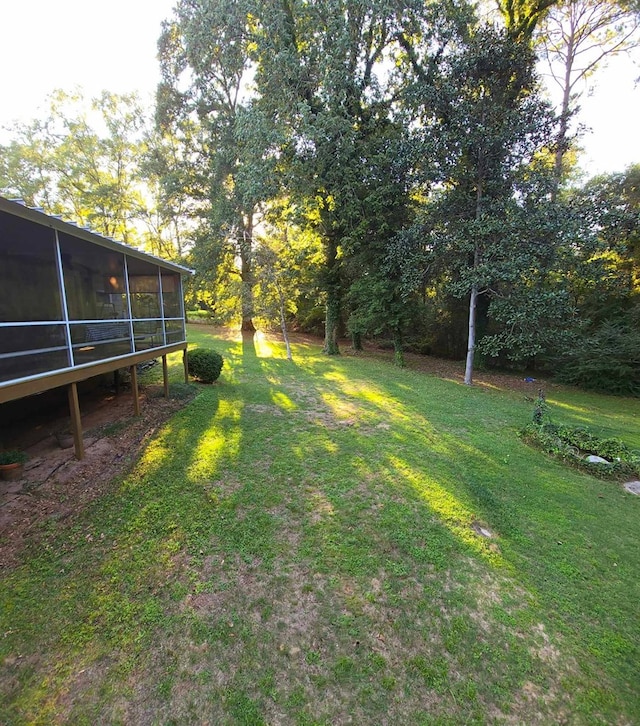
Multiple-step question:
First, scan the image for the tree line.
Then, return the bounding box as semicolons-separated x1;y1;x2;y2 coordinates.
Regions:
1;0;639;394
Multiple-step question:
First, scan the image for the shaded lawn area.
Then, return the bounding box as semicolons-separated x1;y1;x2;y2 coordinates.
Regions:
1;325;639;724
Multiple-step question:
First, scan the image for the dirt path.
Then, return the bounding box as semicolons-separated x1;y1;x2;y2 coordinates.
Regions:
361;346;553;396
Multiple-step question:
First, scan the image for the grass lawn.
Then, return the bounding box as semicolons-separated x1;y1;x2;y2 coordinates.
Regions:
1;325;639;724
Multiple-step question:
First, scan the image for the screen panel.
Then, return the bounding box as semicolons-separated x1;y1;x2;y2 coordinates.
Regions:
0;324;69;383
59;233;128;321
0;211;63;322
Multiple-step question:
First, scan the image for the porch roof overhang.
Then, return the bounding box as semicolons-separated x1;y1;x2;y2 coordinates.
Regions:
0;196;194;276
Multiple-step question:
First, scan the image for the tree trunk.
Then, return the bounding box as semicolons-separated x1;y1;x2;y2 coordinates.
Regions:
323;235;341;355
393;327;405;368
324;296;340;355
552;38;574;199
464;281;478;385
277;283;293;362
240;213;256;332
465;183;483;386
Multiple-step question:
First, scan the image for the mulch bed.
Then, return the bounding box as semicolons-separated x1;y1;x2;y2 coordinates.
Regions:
0;387;188;570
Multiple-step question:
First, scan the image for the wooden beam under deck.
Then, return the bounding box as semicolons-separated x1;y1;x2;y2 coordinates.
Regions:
0;342;187;405
1;342;188;461
130;364;140;417
67;382;85;460
162;355;169;399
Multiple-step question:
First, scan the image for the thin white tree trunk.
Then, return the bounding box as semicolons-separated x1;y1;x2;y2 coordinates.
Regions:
464;281;478;385
465;182;483;386
277;284;292;361
553;27;575;196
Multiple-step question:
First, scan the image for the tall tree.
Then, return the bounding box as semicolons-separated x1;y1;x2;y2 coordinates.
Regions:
139;122;207;262
156;0;275;331
253;216;324;361
569;164;640;313
0;118;54;209
401;21;559;383
538;0;640;189
343;117;416;365
0;90;149;244
549;165;640;394
253;0;402;354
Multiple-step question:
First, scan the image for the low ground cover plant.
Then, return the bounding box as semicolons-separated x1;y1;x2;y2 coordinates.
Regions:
522;391;640;481
521;421;640;481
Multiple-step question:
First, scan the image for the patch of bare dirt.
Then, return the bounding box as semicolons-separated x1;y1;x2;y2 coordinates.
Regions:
0;385;192;570
353;345;555;396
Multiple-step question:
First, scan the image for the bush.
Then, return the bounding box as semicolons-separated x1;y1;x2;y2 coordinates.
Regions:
296;306;325;336
187;348;224;383
553;320;640;397
186;310;214;324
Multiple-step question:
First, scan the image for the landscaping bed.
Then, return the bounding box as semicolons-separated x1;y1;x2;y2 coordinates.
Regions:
521;421;640;482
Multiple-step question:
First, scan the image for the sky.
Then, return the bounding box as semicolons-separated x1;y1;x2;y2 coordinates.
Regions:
1;0;175;131
1;0;639;178
559;55;640;176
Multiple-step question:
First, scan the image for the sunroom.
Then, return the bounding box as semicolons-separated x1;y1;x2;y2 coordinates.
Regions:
0;196;191;459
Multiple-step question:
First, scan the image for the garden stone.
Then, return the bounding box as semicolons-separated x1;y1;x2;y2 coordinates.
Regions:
623;481;640;495
586;455;610;464
471;521;493;538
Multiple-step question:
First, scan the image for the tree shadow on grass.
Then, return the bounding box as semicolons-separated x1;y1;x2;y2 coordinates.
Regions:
0;373;228;721
3;329;637;723
285;349;640;717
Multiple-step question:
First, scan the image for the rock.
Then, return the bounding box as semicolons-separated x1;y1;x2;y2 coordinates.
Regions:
586;455;610;464
623;481;640;496
471;521;493;538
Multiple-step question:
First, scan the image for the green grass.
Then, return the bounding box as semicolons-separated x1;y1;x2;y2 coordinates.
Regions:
1;326;639;724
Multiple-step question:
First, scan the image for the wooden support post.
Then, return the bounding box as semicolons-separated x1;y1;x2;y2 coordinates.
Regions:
67;382;84;460
183;348;189;383
130;364;140;416
162;354;169;399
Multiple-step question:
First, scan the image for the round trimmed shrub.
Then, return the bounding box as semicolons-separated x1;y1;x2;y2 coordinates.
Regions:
187;348;224;383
